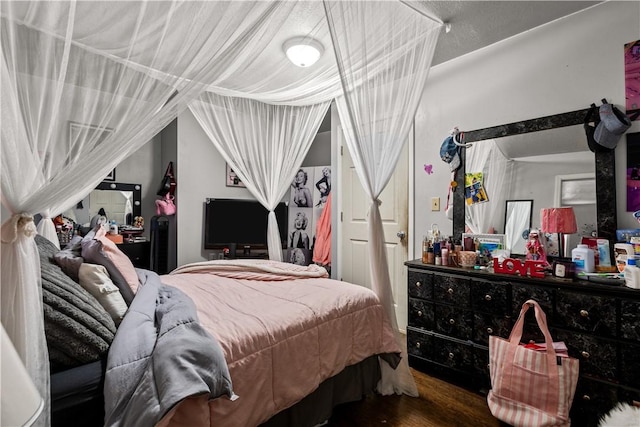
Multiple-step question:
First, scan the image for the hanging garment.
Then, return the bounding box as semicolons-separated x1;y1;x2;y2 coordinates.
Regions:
312;193;332;266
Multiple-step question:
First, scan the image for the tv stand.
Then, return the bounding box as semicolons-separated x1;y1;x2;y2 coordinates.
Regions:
225;253;268;260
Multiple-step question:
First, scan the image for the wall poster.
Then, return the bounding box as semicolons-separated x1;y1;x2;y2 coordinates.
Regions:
627;132;640;212
625;39;640;121
464;172;489;206
287;166;331;265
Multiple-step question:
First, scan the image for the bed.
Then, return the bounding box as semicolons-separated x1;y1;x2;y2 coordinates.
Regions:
38;233;402;427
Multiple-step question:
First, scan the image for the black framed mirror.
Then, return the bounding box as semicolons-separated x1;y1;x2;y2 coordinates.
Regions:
62;182;142;235
453;108;617;258
93;182;142;225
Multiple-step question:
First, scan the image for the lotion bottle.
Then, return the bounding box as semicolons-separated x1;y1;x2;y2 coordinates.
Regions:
572;244;595;274
625;257;640;289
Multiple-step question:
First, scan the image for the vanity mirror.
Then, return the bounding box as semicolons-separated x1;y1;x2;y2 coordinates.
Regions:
67;182;142;227
452;108;617;259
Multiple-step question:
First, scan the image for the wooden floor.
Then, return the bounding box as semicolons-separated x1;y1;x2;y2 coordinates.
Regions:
327;368;502;427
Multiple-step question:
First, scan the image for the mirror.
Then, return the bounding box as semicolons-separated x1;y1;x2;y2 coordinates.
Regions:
66;182;142;227
453;108;617;253
504;200;533;255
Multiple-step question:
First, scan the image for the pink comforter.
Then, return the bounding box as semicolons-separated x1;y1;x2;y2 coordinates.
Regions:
160;260;400;427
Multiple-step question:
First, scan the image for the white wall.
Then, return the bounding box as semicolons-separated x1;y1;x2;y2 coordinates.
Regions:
175;109;253;265
116;134;161;239
414;1;640;256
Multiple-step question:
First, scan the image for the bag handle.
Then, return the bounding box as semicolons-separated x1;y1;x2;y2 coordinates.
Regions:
509;300;554;350
499;300;560;412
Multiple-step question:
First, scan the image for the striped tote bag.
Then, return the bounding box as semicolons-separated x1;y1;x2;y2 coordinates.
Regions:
487;299;579;427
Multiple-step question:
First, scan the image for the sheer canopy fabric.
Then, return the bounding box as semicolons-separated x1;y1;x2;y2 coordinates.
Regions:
189;93;330;261
1;2;296;424
324;0;441;395
465;140;513;234
1;2;445;422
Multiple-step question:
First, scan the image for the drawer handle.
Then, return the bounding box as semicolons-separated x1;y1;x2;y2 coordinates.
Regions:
581;351;590;359
416;281;421;288
417;310;423;317
449;318;455;325
415;342;421;349
484;294;492;301
486;327;494;334
448;352;455;359
580;309;589;317
447;288;454;295
486;363;490;370
582;394;591;401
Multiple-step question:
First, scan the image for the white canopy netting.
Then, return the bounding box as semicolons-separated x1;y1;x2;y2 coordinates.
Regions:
1;2;442;422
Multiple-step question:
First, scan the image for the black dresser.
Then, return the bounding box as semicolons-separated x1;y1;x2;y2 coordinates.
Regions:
117;241;151;270
405;259;640;426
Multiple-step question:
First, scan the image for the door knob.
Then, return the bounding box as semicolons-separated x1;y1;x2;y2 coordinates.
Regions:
397;231;406;240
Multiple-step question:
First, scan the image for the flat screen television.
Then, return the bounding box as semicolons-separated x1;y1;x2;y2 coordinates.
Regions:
204;198;289;250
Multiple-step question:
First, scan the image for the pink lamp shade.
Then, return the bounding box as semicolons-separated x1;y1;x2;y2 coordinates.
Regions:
540;207;577;234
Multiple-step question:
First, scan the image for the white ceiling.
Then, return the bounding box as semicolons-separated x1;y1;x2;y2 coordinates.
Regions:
317;1;602;131
421;1;603;66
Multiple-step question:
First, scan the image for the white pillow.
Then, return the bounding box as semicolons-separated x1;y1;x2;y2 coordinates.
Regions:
78;263;128;325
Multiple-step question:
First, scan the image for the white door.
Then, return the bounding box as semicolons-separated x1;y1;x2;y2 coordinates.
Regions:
338;127;409;332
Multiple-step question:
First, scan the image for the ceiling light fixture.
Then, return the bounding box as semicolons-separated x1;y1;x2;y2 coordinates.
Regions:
283;37;324;68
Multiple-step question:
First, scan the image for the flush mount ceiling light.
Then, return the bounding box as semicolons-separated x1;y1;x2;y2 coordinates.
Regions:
283;37;324;68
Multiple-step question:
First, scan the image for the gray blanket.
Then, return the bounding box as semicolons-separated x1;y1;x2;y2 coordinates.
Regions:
104;269;233;427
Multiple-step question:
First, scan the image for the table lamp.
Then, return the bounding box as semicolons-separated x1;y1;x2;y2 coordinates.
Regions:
540;207;577;259
1;325;44;426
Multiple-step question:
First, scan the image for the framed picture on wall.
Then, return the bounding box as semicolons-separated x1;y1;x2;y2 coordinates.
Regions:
103;168;116;182
226;163;246;188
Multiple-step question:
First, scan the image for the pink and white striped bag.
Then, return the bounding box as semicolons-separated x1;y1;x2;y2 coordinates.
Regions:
487;299;579;427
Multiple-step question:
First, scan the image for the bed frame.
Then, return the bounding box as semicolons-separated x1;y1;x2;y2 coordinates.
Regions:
52;355;381;427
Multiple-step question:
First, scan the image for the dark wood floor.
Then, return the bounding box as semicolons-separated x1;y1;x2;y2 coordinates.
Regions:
327;368;502;427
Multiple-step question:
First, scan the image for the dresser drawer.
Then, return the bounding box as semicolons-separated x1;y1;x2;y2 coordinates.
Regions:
470;279;508;315
617;386;640;408
620;341;640;388
473;346;490;380
433;275;470;307
554;329;617;381
408;298;434;330
620;300;640;342
408;270;433;300
431;336;474;372
407;328;433;360
473;312;512;346
511;285;553;318
555;291;616;336
434;305;473;340
571;377;619;426
117;241;150;269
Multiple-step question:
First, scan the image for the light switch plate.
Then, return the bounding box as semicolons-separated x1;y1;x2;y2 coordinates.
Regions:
431;197;440;211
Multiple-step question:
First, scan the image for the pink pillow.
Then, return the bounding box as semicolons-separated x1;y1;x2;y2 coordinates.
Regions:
81;227;139;303
94;227;139;294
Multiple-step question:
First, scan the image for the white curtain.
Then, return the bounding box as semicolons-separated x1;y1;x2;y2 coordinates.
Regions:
324;0;441;396
189;93;330;261
2;1;448;419
1;2;294;424
465;140;513;234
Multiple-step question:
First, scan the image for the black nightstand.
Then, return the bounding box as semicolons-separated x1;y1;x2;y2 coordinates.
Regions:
117;241;151;270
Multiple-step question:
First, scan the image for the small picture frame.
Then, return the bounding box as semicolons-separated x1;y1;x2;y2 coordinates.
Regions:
462;233;506;258
226;163;246;188
104;168;116;182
